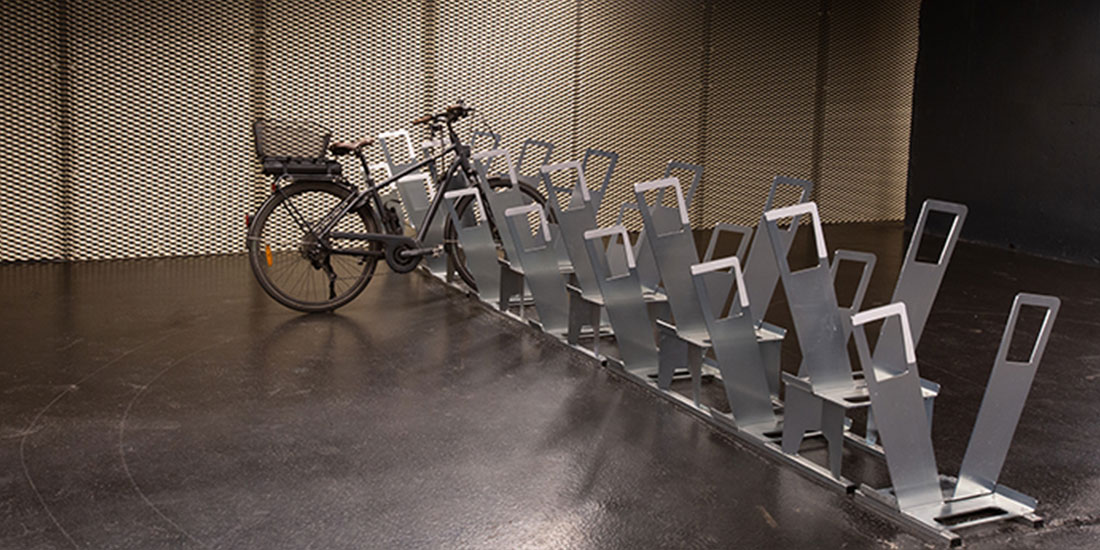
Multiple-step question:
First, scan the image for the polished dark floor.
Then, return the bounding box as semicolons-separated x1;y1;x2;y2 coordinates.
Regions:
1;223;1098;549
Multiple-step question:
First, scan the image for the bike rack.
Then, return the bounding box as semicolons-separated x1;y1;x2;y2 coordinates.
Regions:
472;149;528;257
742;177;813;323
579;148;619;212
508;138;555;187
538;150;618;274
538;160;607;286
469;148;532;311
539;161;607;358
399;146;1067;545
582;226;662;378
794;249;877;376
469;130;502;171
690;255;778;436
859;199;967;448
501;203;569;335
442;188;500;304
633;177;779;409
763;202;866;491
880;200;969;359
376;130;433;229
740;176;813;396
606;161;704;295
852;294;1059;546
633;177;710;405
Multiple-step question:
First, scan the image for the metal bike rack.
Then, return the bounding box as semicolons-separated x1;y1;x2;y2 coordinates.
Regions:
442;188;500;304
471;149;526;262
507;138;555;187
469;149;529;307
740;176;814;396
633;177;710;405
580;148;619;211
501;203;569;335
539;156;618;285
690;255;777;436
409;144;1065;546
763;202;867;491
394;132;1067;545
859;199;967;447
880;200;968;353
540;150;616;265
633;177;779;409
539;161;607;357
470;130;502;171
606;161;704;294
609;172;802;399
582;225;662;377
742;176;813;325
376;130;432;228
852;294;1060;546
468;149;537;315
794;250;877;377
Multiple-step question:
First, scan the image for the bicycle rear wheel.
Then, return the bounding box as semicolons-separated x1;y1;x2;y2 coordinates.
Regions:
443;178;551;291
248;180;382;313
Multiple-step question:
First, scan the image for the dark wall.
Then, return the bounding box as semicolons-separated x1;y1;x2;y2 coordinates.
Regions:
907;1;1100;265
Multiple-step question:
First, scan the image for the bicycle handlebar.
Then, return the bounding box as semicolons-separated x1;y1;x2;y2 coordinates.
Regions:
412;102;474;126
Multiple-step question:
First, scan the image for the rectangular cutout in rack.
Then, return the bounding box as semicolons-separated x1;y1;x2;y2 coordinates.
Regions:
913;209;958;264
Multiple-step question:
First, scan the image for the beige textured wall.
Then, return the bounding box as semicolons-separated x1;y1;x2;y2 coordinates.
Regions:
1;1;64;261
0;0;918;261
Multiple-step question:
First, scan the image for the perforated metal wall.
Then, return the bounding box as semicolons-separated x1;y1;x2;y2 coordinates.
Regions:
66;1;252;260
1;0;918;262
266;0;423;189
1;1;64;261
817;0;918;223
704;0;819;225
434;0;575;174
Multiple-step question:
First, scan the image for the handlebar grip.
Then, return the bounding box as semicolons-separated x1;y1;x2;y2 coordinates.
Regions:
412;114;434;125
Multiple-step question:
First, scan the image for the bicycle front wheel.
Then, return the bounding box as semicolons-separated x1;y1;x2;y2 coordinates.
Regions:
248;180;382;313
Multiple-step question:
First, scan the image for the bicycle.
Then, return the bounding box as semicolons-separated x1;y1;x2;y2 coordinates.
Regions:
246;103;548;312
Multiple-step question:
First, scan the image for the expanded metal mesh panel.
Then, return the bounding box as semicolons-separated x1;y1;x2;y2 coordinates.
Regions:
0;1;64;262
266;0;423;190
703;1;819;226
434;0;575;178
817;0;919;223
578;0;707;228
2;0;918;263
68;0;252;260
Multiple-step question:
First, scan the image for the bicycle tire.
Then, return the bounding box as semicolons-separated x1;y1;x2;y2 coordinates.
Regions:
248;180;382;313
443;177;552;291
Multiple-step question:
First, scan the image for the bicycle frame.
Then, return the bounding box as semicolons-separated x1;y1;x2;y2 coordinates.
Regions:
279;124;478;259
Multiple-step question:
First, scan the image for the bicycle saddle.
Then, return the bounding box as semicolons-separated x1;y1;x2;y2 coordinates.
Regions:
329;137;376;156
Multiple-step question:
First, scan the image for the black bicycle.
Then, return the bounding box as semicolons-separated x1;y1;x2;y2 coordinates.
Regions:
247;103;548;312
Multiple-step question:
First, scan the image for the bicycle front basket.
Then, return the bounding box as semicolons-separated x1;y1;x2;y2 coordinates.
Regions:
252;119;332;160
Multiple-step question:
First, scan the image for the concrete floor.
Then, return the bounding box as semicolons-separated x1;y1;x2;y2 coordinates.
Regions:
0;222;1098;549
